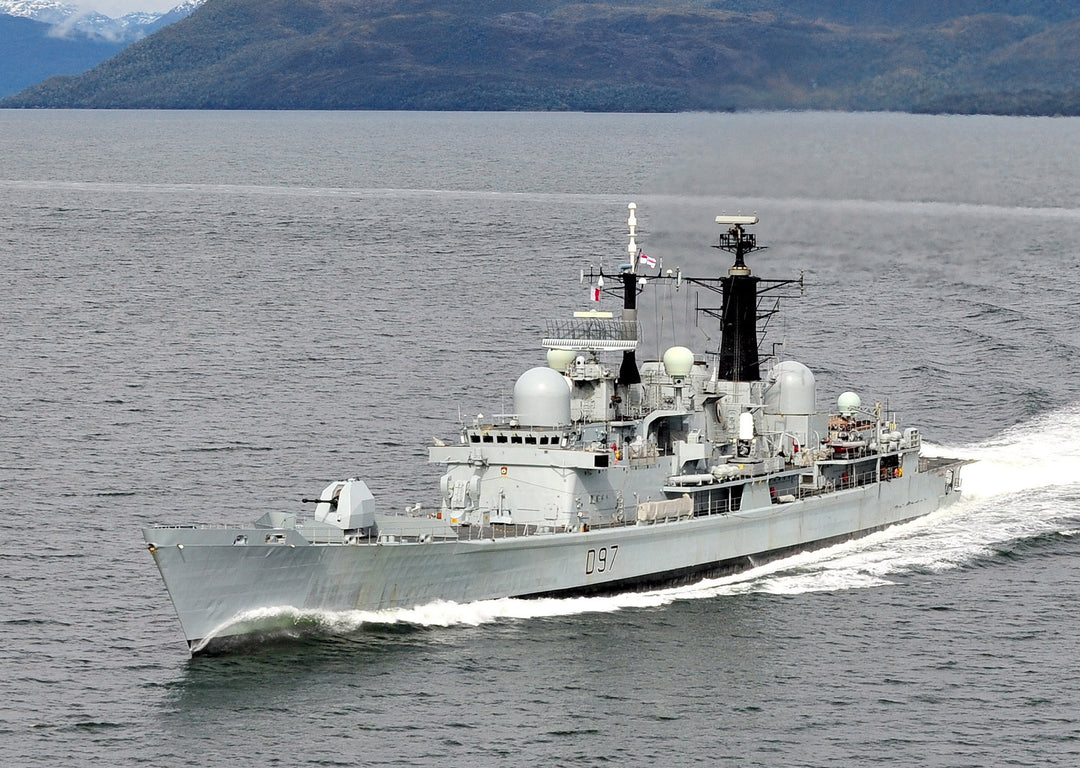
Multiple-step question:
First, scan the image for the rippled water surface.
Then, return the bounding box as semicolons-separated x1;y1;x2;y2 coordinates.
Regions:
2;110;1079;766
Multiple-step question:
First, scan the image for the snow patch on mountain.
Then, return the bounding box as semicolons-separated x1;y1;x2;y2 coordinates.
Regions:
0;0;203;41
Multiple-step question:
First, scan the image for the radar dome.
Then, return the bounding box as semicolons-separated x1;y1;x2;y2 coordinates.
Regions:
663;346;695;378
514;367;572;427
546;348;577;372
764;360;816;415
837;391;861;417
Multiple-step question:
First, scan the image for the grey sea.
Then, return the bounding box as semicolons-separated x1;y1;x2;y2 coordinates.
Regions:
2;110;1079;767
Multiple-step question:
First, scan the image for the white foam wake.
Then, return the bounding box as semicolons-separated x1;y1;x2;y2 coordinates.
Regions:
926;401;1080;501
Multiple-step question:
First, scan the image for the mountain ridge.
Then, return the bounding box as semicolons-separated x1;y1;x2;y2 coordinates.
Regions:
5;0;1080;113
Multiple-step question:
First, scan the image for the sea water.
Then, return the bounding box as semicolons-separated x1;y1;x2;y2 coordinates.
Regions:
1;110;1079;766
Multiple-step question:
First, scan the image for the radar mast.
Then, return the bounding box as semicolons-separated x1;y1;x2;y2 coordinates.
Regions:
714;215;763;382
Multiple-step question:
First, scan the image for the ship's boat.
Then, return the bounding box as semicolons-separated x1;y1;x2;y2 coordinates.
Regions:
144;205;968;653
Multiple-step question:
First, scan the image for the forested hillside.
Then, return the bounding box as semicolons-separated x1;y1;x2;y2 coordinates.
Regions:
4;0;1080;113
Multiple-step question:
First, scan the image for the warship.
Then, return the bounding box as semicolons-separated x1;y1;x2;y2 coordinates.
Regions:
144;205;968;653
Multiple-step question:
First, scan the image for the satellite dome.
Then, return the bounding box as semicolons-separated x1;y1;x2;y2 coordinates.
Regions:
663;346;695;378
837;391;862;417
546;348;577;372
514;367;572;427
764;360;816;415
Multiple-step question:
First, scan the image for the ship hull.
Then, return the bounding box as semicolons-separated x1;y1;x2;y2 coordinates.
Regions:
144;467;960;652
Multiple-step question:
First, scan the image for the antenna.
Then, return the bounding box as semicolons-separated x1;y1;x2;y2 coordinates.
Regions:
627;202;638;273
714;214;761;275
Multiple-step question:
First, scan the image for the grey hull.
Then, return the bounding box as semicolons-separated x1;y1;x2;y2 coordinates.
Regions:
144;465;959;651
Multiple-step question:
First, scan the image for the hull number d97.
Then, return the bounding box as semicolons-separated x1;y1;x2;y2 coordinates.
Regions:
585;545;618;575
